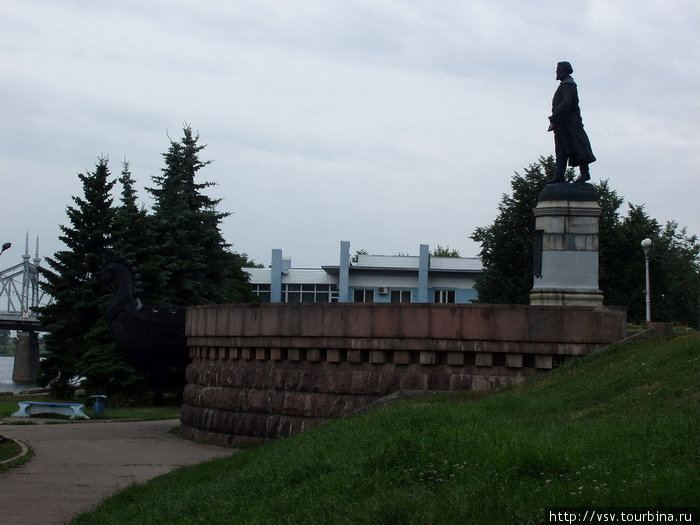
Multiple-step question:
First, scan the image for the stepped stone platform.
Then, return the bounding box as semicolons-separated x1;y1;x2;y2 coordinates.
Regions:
180;303;626;446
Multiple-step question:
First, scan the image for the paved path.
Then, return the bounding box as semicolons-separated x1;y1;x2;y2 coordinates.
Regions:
0;419;239;525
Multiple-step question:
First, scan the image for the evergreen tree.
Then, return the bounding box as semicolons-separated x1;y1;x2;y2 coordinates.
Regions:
37;131;259;401
112;160;164;303
147;125;253;305
39;157;144;397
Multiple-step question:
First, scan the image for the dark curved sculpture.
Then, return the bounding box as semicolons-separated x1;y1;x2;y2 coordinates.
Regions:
100;250;188;402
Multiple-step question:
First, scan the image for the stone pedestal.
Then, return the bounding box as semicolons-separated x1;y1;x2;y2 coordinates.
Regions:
12;331;40;383
530;183;603;307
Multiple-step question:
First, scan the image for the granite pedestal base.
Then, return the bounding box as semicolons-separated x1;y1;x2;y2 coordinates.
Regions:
529;288;604;306
530;183;603;307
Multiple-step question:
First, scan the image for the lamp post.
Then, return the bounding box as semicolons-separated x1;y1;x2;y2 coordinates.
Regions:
0;242;10;270
641;238;652;323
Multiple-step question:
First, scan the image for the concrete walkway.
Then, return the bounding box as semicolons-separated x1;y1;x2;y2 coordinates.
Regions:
0;419;239;525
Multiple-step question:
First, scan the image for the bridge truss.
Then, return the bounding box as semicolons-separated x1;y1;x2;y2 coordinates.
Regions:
0;235;52;331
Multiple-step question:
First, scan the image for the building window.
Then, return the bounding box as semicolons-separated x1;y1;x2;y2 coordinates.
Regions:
390;290;412;303
434;289;456;303
281;283;338;303
353;289;375;303
252;284;271;303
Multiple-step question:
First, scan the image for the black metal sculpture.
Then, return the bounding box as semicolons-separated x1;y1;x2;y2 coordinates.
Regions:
100;250;188;403
547;61;596;184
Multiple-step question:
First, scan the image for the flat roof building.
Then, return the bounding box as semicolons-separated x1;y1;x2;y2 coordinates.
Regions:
244;241;483;304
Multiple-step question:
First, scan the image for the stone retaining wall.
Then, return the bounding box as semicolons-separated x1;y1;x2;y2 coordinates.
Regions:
181;303;626;446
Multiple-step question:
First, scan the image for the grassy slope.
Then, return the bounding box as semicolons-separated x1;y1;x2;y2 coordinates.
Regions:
71;334;699;525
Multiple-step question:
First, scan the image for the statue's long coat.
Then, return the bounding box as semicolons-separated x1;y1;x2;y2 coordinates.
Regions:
551;76;596;167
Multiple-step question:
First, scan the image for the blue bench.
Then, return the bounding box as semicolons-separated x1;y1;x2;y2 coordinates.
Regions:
12;401;89;420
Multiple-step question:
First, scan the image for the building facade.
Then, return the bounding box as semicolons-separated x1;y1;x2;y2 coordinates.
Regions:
245;241;483;304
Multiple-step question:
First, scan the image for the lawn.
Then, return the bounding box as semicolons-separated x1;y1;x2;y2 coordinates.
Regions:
69;333;700;525
0;394;180;421
0;436;22;462
0;434;32;472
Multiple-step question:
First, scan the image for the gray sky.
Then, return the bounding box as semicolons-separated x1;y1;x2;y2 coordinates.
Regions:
1;0;698;269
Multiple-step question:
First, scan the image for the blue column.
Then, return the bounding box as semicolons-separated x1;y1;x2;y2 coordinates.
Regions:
339;241;350;302
270;249;282;303
417;244;429;303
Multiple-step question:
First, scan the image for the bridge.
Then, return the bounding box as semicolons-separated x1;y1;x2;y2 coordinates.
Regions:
0;234;52;385
0;234;51;331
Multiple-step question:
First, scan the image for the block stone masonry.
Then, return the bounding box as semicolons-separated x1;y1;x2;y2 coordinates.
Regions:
180;303;626;446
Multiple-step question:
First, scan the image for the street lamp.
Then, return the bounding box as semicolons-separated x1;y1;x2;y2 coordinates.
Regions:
0;243;10;269
641;238;652;324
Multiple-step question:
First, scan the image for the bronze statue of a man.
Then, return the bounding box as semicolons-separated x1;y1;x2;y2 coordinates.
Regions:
547;61;596;184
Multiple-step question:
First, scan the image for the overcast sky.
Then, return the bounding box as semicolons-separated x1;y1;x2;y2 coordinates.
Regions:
1;0;698;270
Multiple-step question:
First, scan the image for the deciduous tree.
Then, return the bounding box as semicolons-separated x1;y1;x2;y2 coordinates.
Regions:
432;245;461;257
471;156;700;326
471;156;556;304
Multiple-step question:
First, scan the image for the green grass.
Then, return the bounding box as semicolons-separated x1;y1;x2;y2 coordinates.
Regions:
0;394;47;419
0;394;180;421
70;334;700;525
84;405;180;420
0;435;32;472
0;436;22;462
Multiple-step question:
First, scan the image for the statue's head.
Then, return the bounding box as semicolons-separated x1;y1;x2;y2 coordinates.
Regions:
556;61;573;80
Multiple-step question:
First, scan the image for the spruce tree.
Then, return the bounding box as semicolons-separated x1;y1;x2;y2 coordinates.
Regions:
39;157;145;398
147;125;253;305
112;160;164;304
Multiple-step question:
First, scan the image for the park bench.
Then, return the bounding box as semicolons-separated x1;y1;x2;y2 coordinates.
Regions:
11;401;89;420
